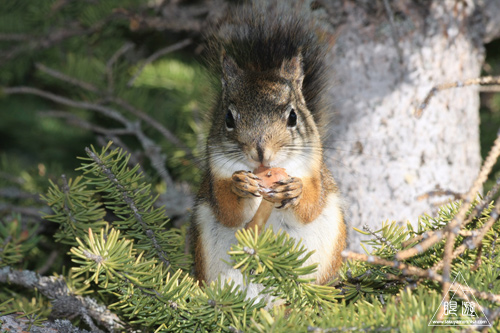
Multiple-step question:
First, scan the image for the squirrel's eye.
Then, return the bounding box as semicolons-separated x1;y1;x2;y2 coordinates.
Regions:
225;110;235;130
287;109;297;127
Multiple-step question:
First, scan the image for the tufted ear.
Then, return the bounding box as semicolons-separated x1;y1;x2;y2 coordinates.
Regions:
280;52;304;88
221;51;243;88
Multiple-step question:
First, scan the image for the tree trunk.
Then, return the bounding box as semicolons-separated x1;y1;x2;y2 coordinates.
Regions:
313;1;500;251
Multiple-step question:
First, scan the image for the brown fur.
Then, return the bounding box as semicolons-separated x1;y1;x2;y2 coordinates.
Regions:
191;3;347;289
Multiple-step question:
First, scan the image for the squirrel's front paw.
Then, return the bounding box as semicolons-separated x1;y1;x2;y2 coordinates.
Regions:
262;177;303;209
231;170;262;198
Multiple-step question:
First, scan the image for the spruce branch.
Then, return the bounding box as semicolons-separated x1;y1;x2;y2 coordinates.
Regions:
42;175;107;245
70;227;197;329
361;224;398;253
0;216;40;266
342;251;500;313
83;145;172;269
229;227;340;310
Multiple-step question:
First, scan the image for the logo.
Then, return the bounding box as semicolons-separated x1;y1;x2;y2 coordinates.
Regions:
429;272;491;327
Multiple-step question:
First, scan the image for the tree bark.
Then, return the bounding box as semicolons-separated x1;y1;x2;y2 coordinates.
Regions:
312;0;500;251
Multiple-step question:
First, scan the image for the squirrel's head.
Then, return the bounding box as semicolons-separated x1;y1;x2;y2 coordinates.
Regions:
208;52;322;178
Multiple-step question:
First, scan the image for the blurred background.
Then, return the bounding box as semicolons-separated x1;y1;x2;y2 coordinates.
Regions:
1;0;500;262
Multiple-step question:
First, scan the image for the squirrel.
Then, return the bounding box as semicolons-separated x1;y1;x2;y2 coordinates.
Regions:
191;3;347;299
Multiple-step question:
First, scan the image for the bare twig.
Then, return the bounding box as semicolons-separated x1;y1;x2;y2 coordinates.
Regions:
479;85;500;93
0;314;91;333
432;197;500;271
0;203;46;219
110;97;194;158
127;38;192;87
0;20;108;65
37;249;60;275
415;76;500;118
417;188;463;201
0;187;41;202
0;266;124;332
40;111;134;136
0;33;31;41
342;251;500;313
4;87;182;192
32;63;194;158
3;86;128;123
106;42;135;92
35;63;100;93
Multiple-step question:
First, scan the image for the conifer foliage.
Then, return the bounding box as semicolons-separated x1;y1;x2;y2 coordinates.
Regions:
1;141;500;332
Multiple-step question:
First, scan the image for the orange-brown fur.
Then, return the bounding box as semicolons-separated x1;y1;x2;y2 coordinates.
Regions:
192;3;347;293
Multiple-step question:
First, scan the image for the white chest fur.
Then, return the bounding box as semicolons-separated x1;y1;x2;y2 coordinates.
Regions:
194;193;343;299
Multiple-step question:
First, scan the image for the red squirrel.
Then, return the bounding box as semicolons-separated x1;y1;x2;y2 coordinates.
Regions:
191;3;347;299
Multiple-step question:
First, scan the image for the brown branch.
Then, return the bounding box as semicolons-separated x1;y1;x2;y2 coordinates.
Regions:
432;200;500;272
417;188;463;201
415;76;500;118
126;38;192;87
342;251;500;314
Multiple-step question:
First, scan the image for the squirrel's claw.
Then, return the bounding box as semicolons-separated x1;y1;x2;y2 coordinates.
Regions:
262;176;302;209
231;170;261;198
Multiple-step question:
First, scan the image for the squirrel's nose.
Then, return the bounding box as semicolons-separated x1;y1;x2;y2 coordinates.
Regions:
249;143;274;165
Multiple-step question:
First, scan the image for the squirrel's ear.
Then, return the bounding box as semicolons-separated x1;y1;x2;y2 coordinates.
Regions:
221;51;242;88
280;53;304;88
